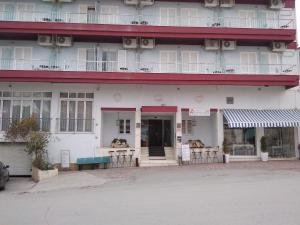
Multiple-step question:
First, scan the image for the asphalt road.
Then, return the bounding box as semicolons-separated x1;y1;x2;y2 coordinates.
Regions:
1;161;300;225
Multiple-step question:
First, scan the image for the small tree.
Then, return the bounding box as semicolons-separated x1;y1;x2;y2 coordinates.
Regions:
5;116;52;170
260;136;267;153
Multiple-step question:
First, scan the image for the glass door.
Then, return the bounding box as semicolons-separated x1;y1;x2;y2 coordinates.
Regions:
264;128;295;158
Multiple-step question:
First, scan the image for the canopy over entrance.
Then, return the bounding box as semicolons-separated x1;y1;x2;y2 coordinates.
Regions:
223;109;300;128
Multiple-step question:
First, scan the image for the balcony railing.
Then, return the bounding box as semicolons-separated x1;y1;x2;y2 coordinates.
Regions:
0;59;297;75
0;117;51;132
56;118;94;133
0;10;295;29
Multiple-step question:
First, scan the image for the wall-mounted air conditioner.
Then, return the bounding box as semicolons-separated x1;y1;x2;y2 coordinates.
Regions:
38;35;53;46
220;0;235;7
124;0;139;6
140;38;155;49
204;0;219;8
123;38;138;49
56;36;73;47
204;39;220;50
269;0;284;9
221;40;236;50
271;41;287;52
140;0;155;6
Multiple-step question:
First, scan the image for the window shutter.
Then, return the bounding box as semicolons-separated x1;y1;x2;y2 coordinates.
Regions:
79;5;88;23
117;50;127;71
260;53;269;74
78;48;87;71
269;53;279;73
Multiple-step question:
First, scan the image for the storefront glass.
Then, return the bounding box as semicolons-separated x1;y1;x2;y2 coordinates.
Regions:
264;128;295;158
224;126;256;156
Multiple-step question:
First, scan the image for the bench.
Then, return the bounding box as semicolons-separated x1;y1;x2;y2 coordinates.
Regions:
76;157;111;170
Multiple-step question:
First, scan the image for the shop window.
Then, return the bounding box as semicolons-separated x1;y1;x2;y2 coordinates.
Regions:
119;119;131;134
224;125;256;156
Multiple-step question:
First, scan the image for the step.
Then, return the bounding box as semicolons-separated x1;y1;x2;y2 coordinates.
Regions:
140;160;178;167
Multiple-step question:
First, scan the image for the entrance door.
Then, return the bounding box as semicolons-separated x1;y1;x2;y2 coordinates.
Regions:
149;120;165;157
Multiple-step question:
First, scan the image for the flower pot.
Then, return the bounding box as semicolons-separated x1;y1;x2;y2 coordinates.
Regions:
223;154;230;164
32;166;58;182
261;152;269;162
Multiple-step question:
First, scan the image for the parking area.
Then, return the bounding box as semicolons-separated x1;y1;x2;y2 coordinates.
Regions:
1;161;300;225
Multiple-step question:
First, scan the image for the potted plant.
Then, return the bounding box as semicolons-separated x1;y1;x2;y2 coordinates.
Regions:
5;116;58;182
223;138;230;164
260;136;268;162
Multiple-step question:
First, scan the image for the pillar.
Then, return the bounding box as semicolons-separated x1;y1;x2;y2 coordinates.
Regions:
175;108;182;158
135;109;141;159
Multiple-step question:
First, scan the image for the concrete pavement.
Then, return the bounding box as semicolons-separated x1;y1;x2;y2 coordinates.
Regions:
1;161;300;225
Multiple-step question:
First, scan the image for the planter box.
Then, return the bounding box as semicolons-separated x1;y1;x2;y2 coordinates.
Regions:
261;152;269;162
32;166;58;182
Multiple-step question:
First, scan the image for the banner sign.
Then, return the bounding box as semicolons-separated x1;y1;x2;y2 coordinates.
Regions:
189;108;211;117
181;144;191;162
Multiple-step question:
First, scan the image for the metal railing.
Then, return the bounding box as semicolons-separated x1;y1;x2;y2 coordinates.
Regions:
0;58;297;75
56;118;94;133
0;10;295;29
0;117;51;132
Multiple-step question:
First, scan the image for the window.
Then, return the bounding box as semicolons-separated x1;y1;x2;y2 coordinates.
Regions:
102;50;117;72
160;51;177;73
240;52;257;74
160;8;177;26
182;120;192;135
119;119;131;134
181;51;198;73
59;92;94;132
14;47;32;70
260;52;280;74
260;11;277;28
100;6;119;24
226;97;234;105
0;47;13;70
79;4;96;23
180;8;198;26
239;10;256;28
0;91;52;131
224;125;256;156
16;3;34;21
78;48;97;71
0;3;15;21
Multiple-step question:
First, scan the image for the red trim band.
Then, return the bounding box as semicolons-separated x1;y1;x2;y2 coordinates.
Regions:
141;106;177;113
101;107;136;112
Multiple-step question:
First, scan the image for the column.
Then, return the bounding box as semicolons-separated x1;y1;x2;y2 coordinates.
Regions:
216;111;224;148
135;109;141;159
256;127;264;157
175;108;182;159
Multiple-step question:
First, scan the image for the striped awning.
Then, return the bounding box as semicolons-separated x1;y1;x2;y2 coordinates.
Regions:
223;109;300;128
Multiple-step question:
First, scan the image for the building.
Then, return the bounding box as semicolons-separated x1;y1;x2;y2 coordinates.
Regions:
0;0;299;175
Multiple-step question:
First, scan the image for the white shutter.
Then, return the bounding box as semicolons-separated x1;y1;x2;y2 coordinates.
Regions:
181;8;198;26
239;10;255;28
100;6;119;24
182;51;198;73
160;8;177;26
17;3;34;21
269;53;279;73
160;51;177;73
78;48;87;71
117;50;127;71
79;5;88;23
14;47;32;70
240;52;257;74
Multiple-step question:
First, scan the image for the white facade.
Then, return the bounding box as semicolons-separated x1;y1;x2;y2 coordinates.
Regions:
0;0;298;172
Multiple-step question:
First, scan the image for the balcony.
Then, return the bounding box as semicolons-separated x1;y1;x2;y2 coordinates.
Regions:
0;59;298;88
0;11;296;44
0;11;296;30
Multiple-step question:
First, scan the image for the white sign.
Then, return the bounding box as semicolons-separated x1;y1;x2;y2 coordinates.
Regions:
61;150;70;168
181;144;191;162
189;108;211;117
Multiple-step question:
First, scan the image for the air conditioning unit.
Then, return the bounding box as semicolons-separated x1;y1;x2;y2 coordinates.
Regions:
123;38;138;49
220;0;235;7
221;40;236;50
204;0;219;7
124;0;139;5
140;38;155;49
204;39;220;50
269;0;284;9
56;35;73;47
271;41;287;52
38;35;53;46
140;0;155;6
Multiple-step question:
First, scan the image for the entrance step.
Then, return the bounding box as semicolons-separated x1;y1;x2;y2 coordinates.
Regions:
140;160;178;167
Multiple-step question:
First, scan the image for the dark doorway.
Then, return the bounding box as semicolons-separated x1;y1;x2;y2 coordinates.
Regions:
149;120;165;156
